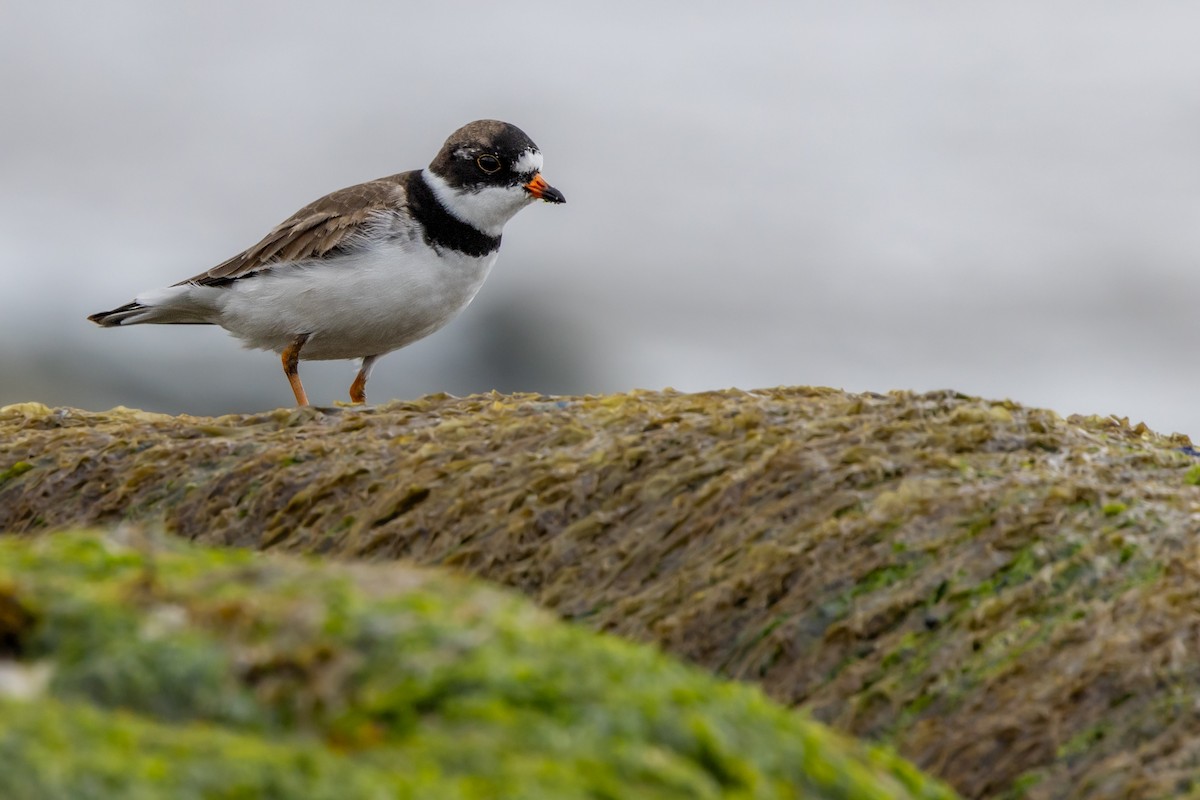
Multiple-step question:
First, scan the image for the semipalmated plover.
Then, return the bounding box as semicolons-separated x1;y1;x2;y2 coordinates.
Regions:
89;119;565;406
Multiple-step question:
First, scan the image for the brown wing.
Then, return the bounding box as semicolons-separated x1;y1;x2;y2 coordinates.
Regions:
179;173;411;286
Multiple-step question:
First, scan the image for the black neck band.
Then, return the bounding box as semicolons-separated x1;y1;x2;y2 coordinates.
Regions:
406;172;501;258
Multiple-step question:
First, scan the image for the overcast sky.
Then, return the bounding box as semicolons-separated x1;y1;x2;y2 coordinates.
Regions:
4;2;1200;435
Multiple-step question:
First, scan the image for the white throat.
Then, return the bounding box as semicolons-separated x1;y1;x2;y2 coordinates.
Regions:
421;168;534;237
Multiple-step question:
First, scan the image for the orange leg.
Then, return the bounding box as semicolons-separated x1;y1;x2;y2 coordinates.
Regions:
281;333;311;406
349;355;378;405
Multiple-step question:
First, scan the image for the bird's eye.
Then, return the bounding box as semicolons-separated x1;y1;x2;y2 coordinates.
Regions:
476;155;502;174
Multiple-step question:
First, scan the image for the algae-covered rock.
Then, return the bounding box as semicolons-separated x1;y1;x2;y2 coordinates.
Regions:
4;387;1200;797
0;530;953;799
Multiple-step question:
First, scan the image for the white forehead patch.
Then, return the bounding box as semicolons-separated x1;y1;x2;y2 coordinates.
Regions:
510;149;543;175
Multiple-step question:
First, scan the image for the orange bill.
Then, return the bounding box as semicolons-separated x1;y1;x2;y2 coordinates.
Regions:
524;173;566;204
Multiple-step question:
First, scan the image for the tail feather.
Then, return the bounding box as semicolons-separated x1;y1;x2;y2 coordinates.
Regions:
88;302;148;327
88;285;217;327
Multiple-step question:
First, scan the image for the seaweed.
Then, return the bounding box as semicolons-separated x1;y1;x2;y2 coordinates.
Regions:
4;386;1200;796
0;530;953;799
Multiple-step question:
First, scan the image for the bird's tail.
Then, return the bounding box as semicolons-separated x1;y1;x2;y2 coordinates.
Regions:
87;301;151;327
87;285;216;327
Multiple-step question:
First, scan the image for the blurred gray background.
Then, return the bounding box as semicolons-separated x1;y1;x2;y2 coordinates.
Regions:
4;2;1200;434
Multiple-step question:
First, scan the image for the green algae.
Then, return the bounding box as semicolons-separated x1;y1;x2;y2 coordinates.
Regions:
0;697;415;800
0;530;954;800
0;461;32;485
5;387;1200;797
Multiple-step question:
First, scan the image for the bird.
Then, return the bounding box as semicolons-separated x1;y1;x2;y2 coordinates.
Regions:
88;119;565;407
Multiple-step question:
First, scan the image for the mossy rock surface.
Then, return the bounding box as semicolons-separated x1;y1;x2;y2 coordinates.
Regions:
0;530;952;799
3;387;1200;797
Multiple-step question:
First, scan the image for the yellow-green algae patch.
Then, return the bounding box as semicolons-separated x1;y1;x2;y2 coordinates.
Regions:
5;388;1200;796
0;530;953;799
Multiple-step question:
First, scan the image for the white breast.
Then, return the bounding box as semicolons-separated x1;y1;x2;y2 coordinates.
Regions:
205;236;497;360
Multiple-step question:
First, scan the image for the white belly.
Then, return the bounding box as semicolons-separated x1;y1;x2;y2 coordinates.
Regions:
204;239;497;360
